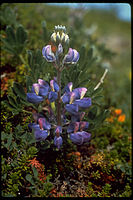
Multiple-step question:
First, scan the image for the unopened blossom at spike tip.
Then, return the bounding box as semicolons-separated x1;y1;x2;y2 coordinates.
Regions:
54;136;63;149
42;45;56;62
60;32;65;41
57;43;63;55
70;131;91;145
56;32;61;42
51;32;56;43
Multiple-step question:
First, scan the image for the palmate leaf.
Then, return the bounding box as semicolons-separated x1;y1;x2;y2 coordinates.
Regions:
6;26;16;45
1;25;27;55
16;25;27;45
0;6;17;26
13;82;26;100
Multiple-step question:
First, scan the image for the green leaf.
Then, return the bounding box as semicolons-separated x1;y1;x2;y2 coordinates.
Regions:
6;26;16;45
13;82;26;100
8;96;17;108
7;134;12;147
91;87;103;97
26;75;33;92
26;174;34;185
88;47;93;60
16;25;27;45
27;50;33;68
88;106;98;120
32;166;38;179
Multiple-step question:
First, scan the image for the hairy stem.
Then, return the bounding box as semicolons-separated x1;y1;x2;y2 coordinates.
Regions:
57;69;62;126
94;68;108;90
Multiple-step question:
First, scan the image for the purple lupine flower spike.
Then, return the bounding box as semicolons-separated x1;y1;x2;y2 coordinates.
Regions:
42;45;56;62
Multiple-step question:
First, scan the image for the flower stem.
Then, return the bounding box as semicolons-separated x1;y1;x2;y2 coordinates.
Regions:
57;69;62;126
94;68;108;90
22;109;33;114
19;54;26;65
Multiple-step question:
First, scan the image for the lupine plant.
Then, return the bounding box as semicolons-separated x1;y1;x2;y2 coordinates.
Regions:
26;25;109;150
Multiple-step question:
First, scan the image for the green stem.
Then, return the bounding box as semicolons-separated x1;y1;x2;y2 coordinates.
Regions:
57;69;62;127
22;110;33;114
19;54;26;65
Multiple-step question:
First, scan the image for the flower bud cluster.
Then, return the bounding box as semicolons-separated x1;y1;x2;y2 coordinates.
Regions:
51;25;69;45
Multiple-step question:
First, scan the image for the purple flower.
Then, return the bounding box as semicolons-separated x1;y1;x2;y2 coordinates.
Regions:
54;136;63;149
72;49;80;63
63;82;73;93
42;45;56;62
38;118;51;130
61;85;87;104
32;83;49;97
56;43;63;56
27;93;44;104
55;126;62;134
50;80;59;92
74;98;92;108
28;123;48;141
48;91;58;102
73;87;87;99
63;48;79;64
65;104;79;115
67;121;89;133
61;92;75;104
67;122;80;133
70;131;91;145
27;79;50;104
71;112;85;122
34;128;48;141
